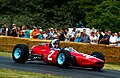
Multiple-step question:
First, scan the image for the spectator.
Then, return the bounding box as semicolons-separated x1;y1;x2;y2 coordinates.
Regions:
83;29;86;34
59;28;65;41
30;26;34;39
22;25;26;35
38;26;43;32
23;25;30;38
7;24;13;36
99;31;110;45
70;27;76;42
1;23;8;36
10;24;17;37
42;31;48;39
116;32;120;46
17;26;23;37
98;31;103;43
114;33;118;37
74;30;81;42
96;30;100;39
38;30;44;40
80;29;90;43
31;26;39;39
48;28;54;40
108;31;111;36
90;32;98;44
64;28;71;42
109;32;117;46
53;29;59;39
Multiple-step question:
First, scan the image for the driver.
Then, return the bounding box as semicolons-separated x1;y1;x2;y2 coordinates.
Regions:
50;39;60;50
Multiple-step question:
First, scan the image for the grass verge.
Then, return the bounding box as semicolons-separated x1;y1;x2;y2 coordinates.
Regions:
104;64;120;71
0;51;11;57
0;68;64;78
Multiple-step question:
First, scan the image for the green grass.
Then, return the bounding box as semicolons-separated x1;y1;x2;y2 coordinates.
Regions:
104;64;120;71
0;68;64;78
0;51;12;57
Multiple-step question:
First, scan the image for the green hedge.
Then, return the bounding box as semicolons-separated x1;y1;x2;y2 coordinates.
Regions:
0;36;120;64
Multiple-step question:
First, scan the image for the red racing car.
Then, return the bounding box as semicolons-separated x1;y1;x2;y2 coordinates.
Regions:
12;39;105;71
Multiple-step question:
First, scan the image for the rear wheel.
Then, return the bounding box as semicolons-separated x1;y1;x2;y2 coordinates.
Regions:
91;52;105;70
12;44;29;63
56;50;71;68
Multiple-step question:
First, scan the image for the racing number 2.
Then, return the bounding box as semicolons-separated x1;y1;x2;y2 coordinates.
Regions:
48;50;55;61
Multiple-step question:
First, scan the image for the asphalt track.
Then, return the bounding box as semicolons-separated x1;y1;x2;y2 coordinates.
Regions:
0;56;120;78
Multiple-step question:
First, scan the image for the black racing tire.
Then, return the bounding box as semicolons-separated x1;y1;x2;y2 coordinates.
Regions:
91;52;105;61
56;50;71;68
91;52;105;70
12;44;29;63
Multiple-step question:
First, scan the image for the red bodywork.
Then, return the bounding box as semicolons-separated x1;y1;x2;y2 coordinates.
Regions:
31;44;104;68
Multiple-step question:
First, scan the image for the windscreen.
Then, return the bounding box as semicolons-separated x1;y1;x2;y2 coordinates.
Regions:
64;47;78;53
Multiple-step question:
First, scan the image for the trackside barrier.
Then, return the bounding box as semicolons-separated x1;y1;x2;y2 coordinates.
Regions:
0;36;120;64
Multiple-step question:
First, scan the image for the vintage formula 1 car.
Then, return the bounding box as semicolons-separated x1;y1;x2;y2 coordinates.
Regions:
12;42;105;71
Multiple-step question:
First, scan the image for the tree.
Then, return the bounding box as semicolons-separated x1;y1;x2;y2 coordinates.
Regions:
1;0;116;30
86;0;120;32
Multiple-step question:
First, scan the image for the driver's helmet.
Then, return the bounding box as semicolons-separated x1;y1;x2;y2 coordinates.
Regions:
50;39;60;48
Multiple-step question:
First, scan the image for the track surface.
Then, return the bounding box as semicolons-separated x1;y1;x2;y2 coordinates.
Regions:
0;56;120;78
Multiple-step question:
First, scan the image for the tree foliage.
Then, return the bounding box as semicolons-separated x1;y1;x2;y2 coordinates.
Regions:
0;0;119;32
86;0;120;32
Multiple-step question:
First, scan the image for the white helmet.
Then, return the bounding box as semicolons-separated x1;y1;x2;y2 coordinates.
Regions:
50;39;60;48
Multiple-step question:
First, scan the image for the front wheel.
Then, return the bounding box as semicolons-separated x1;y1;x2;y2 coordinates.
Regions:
56;50;71;68
12;44;29;63
91;52;105;70
91;52;105;61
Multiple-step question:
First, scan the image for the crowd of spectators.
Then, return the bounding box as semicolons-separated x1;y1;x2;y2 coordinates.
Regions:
0;23;120;46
